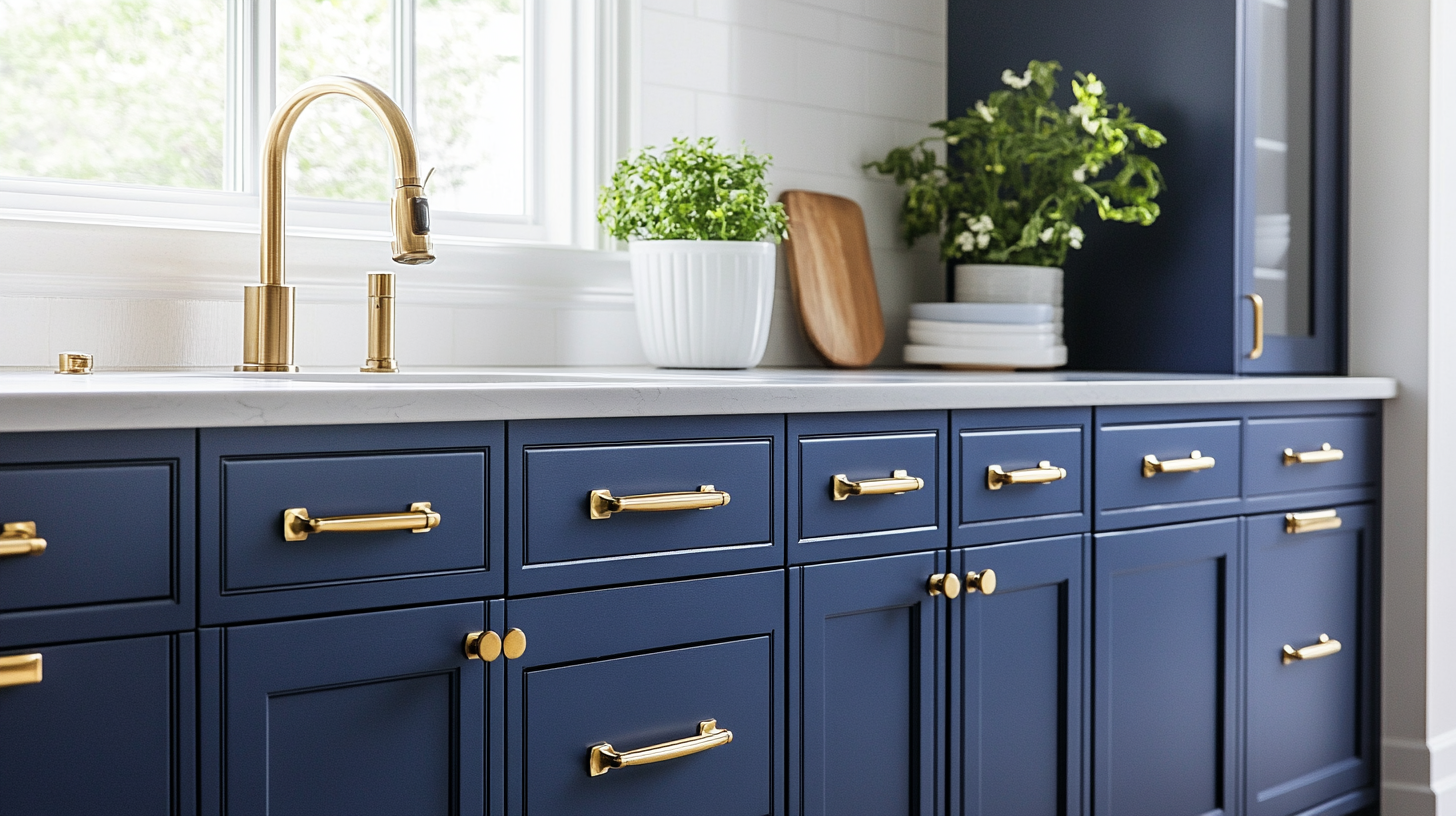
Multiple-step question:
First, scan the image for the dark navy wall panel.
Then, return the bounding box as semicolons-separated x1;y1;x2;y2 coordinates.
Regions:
789;412;948;564
199;422;504;624
953;407;1091;546
792;551;945;816
510;415;784;595
1095;518;1240;816
0;429;194;647
0;633;194;815
951;535;1084;816
506;571;784;815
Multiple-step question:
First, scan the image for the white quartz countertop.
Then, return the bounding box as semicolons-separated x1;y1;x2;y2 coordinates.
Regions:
0;367;1397;433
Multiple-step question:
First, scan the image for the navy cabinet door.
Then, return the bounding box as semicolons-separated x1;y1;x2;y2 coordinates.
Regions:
952;536;1085;816
791;551;945;816
506;571;784;816
1094;518;1240;816
1245;504;1375;815
0;634;195;815
201;602;494;816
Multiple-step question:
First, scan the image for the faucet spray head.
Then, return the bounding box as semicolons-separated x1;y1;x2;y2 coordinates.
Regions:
391;182;435;265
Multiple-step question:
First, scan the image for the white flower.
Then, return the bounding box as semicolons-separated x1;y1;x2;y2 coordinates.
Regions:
1072;167;1086;183
1069;104;1091;118
965;214;994;234
945;135;960;145
956;231;977;252
1040;227;1055;243
1085;78;1105;96
975;101;997;122
976;233;991;249
1001;68;1033;89
1082;116;1099;135
1068;226;1085;249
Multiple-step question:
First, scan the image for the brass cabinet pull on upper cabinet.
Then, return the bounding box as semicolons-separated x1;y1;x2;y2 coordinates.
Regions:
589;719;733;777
589;485;730;520
0;653;42;688
283;502;440;541
986;461;1066;490
1284;443;1344;466
1247;293;1264;359
0;521;46;557
1282;634;1341;665
1286;509;1342;534
927;572;962;599
463;631;502;662
965;568;997;595
1142;451;1216;478
832;470;925;501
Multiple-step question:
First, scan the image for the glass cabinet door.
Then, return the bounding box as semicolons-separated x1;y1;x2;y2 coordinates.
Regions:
1242;0;1345;373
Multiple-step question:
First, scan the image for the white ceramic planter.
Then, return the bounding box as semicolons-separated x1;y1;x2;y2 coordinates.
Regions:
629;240;776;369
955;264;1063;306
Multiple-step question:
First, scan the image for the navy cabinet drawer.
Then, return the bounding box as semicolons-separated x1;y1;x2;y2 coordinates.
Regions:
789;412;947;563
511;415;783;594
0;430;194;648
1095;408;1243;529
202;601;490;816
1245;504;1375;816
954;408;1091;546
507;571;784;815
1245;412;1377;502
200;423;504;624
0;633;194;815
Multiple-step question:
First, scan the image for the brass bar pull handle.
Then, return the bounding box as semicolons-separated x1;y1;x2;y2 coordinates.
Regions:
0;521;46;557
589;719;733;777
589;485;730;520
283;502;440;541
1284;443;1344;466
928;572;961;599
1142;450;1216;478
1247;293;1264;359
1283;634;1341;665
1286;509;1342;534
832;470;925;501
965;568;997;595
0;653;42;688
986;461;1066;490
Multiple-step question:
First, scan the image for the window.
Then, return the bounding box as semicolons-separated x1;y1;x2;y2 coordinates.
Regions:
0;0;623;248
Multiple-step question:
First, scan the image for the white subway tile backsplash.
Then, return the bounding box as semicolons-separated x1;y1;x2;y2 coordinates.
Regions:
761;102;844;175
763;1;840;42
696;93;771;149
640;83;698;146
729;26;799;102
696;0;769;27
642;0;697;14
795;39;866;111
837;15;898;55
453;307;559;365
555;309;649;366
642;11;733;93
895;26;943;63
865;52;944;121
862;0;939;33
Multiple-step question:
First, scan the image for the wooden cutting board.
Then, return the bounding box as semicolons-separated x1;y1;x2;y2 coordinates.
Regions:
779;190;885;368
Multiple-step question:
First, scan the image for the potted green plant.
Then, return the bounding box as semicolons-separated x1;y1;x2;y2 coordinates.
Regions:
867;60;1166;312
598;137;789;369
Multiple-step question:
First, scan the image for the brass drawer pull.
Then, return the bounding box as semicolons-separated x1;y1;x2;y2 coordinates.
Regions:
927;572;961;599
283;501;440;542
1283;634;1341;665
965;568;997;595
463;631;502;662
1142;450;1216;478
832;469;925;501
589;485;730;520
0;653;42;688
0;521;46;557
1247;293;1264;359
1284;443;1344;466
986;461;1066;490
1286;509;1342;534
589;719;733;777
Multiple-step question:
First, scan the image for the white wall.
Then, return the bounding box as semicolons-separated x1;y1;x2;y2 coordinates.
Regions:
1349;0;1456;811
637;0;947;365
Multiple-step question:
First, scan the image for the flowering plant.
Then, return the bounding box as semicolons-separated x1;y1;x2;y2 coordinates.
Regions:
866;60;1166;267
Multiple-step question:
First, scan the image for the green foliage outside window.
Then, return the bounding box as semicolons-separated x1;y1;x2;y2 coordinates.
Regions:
867;60;1167;268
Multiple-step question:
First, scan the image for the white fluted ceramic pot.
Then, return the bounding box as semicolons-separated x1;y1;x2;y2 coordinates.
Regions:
629;240;776;369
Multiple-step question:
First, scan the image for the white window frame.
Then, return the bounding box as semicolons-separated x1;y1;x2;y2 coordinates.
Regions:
0;0;635;255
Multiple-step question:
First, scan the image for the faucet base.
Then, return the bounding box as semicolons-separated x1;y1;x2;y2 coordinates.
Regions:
360;359;399;373
235;364;301;373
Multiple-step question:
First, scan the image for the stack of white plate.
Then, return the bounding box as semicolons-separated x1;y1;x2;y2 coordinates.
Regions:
903;302;1067;368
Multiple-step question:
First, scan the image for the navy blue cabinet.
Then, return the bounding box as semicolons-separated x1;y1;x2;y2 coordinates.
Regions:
953;408;1091;546
200;602;493;816
790;551;945;816
951;535;1085;816
1245;504;1375;815
1094;518;1240;816
0;634;195;815
505;571;784;815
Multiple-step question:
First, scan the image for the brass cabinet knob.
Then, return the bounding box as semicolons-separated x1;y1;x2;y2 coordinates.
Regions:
463;631;502;662
0;521;46;558
927;572;962;599
966;568;997;596
502;628;528;660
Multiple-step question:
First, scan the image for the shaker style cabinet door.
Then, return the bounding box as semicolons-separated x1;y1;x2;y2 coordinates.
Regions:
951;536;1085;816
1245;504;1375;816
791;551;946;816
201;602;494;816
1094;518;1240;816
